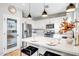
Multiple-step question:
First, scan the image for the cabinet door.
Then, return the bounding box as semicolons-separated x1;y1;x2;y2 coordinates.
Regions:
4;18;18;54
74;4;79;45
7;18;17;49
0;40;4;55
0;16;4;56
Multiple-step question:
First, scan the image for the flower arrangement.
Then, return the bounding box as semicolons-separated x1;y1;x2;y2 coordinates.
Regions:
59;18;75;34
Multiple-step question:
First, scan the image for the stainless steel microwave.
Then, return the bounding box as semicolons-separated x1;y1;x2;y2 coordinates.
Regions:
46;24;54;29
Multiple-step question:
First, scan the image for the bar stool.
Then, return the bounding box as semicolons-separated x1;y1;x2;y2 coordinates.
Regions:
21;46;38;56
43;51;60;56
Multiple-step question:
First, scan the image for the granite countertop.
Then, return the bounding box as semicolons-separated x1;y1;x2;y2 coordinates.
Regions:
22;36;79;56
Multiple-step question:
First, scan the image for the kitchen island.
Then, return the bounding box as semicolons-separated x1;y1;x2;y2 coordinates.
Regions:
22;36;79;56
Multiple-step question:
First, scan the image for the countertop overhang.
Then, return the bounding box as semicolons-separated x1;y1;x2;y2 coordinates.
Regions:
22;36;79;56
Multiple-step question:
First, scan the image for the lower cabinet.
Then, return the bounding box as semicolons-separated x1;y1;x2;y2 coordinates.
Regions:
38;47;62;56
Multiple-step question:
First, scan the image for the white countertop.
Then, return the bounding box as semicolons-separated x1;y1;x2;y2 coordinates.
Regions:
22;36;79;56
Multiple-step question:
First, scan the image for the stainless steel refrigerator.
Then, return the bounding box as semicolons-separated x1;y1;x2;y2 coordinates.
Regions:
22;23;32;38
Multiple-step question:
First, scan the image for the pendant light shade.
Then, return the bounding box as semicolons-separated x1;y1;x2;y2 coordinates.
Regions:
27;13;32;19
42;0;48;17
42;9;48;17
66;3;75;12
27;3;32;19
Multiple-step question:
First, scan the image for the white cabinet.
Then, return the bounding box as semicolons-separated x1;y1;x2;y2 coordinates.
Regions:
0;14;4;55
0;14;21;55
32;19;49;29
22;18;33;24
74;4;79;45
0;39;4;55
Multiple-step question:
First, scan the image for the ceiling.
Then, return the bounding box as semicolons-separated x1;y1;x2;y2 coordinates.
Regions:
0;3;69;17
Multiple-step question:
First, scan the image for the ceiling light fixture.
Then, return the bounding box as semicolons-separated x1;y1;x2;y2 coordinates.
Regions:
42;0;48;17
27;2;32;19
66;3;75;13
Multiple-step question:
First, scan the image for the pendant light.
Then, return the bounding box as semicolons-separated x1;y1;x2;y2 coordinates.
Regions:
42;0;48;17
27;3;32;19
66;3;75;13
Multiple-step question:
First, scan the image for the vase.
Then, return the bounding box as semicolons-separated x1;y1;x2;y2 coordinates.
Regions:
66;31;73;44
66;38;73;44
